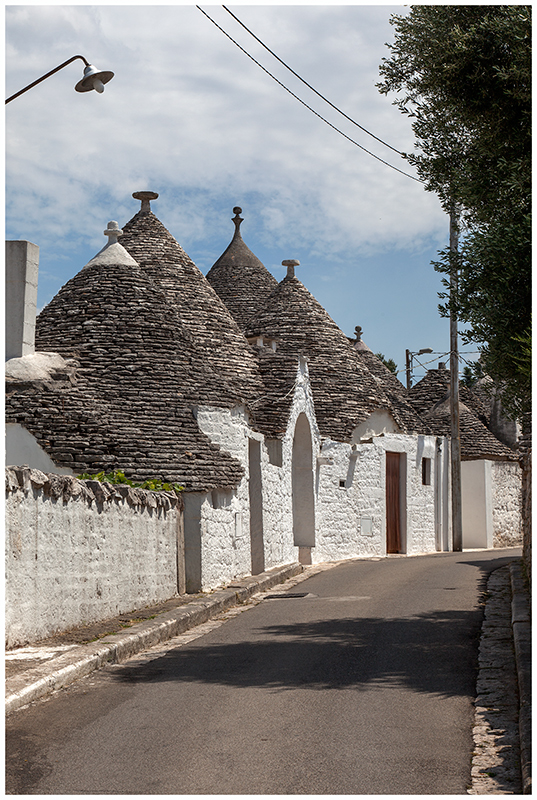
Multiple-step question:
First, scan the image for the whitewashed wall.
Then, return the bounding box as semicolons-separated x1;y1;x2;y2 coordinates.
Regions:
194;357;318;589
191;404;253;590
195;359;449;587
314;433;444;562
5;467;182;648
461;459;522;549
491;461;522;547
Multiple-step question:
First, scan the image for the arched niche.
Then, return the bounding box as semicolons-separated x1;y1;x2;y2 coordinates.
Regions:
292;413;315;549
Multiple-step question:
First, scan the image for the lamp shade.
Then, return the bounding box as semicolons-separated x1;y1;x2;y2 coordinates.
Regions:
75;64;114;93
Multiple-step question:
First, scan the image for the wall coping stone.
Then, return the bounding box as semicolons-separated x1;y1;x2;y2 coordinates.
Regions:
5;466;183;511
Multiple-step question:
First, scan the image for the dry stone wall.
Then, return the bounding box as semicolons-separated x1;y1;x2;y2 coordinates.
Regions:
491;461;523;548
5;467;182;648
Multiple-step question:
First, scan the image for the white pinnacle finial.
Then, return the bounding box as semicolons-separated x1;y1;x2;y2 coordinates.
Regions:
104;221;123;245
282;259;300;278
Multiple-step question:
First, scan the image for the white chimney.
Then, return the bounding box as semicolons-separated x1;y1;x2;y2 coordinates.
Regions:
5;240;39;361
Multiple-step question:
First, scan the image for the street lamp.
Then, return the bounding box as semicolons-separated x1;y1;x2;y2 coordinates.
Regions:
405;347;433;390
5;55;114;104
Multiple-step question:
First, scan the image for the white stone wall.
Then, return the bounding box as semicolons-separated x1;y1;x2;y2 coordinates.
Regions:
192;405;253;589
195;362;448;586
194;357;319;589
278;356;320;560
461;459;522;549
314;432;443;562
5;468;181;648
491;461;522;547
196;361;319;590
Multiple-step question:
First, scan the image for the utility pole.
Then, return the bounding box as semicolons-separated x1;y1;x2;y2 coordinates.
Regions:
449;206;463;551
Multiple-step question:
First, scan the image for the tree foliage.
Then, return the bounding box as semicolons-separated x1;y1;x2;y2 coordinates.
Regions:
460;361;484;389
378;6;531;417
375;353;397;374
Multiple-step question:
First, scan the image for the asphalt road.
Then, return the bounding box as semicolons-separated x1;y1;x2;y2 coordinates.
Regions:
6;548;520;795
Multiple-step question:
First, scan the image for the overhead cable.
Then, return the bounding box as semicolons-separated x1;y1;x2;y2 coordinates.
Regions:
197;6;423;184
223;5;402;156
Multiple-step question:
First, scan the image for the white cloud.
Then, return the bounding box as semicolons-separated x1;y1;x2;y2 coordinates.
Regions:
6;4;453;363
6;5;443;244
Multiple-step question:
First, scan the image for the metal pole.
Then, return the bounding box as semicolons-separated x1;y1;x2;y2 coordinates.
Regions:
5;55;90;104
449;207;463;551
405;349;412;390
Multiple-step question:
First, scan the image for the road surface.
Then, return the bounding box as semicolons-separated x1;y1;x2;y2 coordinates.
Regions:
6;548;520;794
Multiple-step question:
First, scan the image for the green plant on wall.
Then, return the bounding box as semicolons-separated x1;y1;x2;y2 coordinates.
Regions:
77;469;183;494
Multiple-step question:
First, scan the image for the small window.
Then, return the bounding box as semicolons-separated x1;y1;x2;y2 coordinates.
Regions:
339;479;346;488
422;457;431;486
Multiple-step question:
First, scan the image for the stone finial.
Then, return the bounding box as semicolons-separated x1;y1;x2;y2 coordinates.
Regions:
282;259;300;278
104;221;123;245
232;206;243;236
133;191;159;212
355;325;363;342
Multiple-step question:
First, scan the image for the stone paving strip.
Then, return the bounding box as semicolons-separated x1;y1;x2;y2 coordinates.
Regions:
469;564;525;794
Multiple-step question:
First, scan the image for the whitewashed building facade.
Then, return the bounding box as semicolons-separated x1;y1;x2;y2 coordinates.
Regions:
8;190;520;643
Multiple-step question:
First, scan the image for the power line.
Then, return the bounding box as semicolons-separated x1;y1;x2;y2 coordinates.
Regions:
197;6;423;184
223;5;402;157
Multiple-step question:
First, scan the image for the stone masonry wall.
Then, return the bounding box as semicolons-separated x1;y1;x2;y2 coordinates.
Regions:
491;461;523;548
5;467;182;648
194;360;318;589
314;433;441;562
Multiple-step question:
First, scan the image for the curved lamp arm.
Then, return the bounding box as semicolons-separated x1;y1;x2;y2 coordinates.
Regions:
6;55;113;104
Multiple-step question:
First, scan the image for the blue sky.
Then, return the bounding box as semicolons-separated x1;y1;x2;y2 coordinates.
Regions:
5;4;475;383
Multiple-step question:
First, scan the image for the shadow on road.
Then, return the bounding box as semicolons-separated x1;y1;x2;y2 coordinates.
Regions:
111;607;481;698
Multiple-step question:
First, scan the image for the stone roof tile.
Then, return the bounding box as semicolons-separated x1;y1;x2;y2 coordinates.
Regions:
119;197;264;407
12;250;245;490
408;368;490;425
245;274;428;441
206;207;278;329
424;399;517;461
352;344;429;435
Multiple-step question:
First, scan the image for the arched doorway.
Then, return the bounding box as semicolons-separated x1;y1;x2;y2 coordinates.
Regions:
292;413;315;564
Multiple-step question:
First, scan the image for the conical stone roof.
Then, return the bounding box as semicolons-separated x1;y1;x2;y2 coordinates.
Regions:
10;231;245;490
349;325;427;433
424;399;517;461
408;368;490;426
244;270;426;441
118;193;265;407
206;207;278;329
409;368;517;460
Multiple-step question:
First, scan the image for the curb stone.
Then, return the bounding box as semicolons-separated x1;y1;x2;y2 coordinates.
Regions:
5;561;305;716
509;561;532;795
469;562;531;795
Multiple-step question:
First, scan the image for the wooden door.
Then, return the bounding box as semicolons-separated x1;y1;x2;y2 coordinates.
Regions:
386;452;401;553
248;438;265;575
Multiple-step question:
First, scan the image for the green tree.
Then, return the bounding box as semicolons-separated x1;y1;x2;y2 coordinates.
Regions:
378;6;531;418
460;361;484;389
375;353;397;374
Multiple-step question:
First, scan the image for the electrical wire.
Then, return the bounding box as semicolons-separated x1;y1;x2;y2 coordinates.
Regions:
197;6;423;184
223;5;402;157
